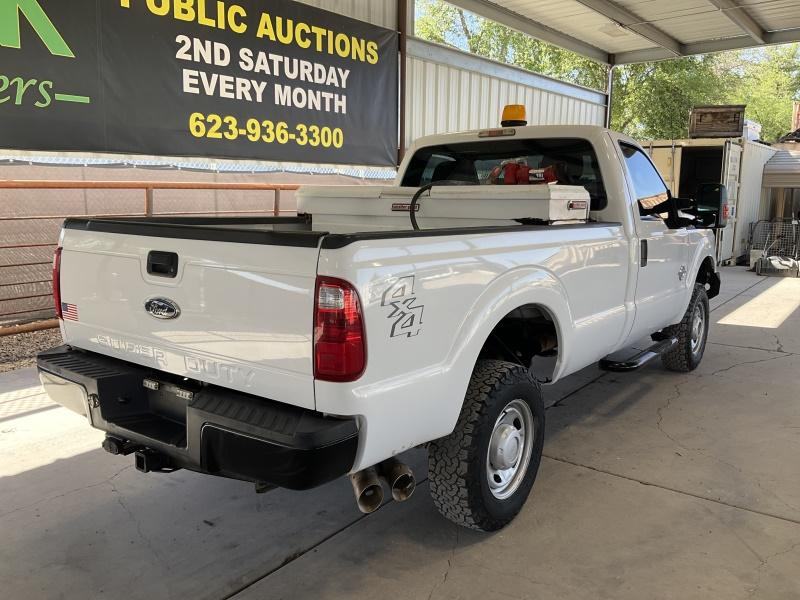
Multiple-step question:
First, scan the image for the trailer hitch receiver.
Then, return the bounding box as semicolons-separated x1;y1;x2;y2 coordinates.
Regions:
134;449;180;473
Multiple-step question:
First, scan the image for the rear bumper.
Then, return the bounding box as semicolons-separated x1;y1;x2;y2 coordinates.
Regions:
37;346;358;490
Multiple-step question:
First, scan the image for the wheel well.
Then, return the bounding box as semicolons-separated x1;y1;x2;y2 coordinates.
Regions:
696;257;720;299
477;304;559;381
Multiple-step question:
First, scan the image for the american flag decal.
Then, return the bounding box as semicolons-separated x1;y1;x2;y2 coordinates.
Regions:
61;302;79;321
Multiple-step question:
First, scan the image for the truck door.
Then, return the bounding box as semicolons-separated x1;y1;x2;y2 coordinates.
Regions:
619;143;691;339
718;140;742;263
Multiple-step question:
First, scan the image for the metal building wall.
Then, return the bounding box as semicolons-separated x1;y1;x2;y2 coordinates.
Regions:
404;39;608;148
303;2;610;149
294;0;398;29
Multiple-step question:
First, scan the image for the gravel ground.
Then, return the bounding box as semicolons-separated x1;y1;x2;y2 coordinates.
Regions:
0;327;63;373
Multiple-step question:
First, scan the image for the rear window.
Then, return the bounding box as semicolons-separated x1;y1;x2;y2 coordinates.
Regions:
401;138;607;210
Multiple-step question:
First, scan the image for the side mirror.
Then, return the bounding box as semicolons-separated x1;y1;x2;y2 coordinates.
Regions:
639;193;684;229
695;183;729;229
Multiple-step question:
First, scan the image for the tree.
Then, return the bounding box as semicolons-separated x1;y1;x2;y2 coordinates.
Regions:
722;45;800;142
610;56;728;139
612;46;800;141
415;0;607;91
415;0;800;142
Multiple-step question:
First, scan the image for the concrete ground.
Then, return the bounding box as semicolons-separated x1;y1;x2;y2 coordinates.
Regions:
1;267;798;599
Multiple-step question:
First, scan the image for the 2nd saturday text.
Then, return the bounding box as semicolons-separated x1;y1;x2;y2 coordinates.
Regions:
178;36;350;114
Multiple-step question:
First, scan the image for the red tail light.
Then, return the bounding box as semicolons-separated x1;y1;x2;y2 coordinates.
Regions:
314;276;366;382
53;247;63;320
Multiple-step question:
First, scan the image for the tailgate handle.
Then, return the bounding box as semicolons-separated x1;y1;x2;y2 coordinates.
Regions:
147;251;179;278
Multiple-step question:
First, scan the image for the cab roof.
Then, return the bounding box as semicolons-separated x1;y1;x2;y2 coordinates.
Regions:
403;125;639;159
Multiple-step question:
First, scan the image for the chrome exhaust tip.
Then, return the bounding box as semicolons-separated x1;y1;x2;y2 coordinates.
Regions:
350;467;384;513
378;457;416;502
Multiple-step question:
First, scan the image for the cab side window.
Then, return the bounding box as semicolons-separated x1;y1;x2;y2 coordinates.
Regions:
619;143;669;217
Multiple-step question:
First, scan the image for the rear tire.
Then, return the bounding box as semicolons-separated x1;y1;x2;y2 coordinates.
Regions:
428;360;544;531
661;284;709;372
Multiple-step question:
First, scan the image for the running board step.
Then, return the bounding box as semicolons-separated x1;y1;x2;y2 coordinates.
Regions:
598;337;678;372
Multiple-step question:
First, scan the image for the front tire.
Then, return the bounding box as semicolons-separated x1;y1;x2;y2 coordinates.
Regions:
661;284;709;372
428;360;545;531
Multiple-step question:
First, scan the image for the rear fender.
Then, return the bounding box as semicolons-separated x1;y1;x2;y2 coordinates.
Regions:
319;266;573;471
438;266;573;430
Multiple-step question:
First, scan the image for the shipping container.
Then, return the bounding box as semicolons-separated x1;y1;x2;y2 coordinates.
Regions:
645;138;776;265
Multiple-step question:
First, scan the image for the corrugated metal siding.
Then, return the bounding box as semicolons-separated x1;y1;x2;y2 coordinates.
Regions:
734;141;777;258
405;40;607;147
763;149;800;188
294;0;397;29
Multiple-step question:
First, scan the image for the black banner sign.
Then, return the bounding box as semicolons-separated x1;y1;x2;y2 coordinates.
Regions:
0;0;399;166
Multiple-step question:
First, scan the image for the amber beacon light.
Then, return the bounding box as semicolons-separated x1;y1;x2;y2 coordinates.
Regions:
501;105;528;127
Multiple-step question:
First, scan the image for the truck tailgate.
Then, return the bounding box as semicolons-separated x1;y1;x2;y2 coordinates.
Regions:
58;224;321;410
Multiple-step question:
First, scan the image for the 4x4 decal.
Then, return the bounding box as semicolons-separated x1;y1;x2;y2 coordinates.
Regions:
381;276;425;338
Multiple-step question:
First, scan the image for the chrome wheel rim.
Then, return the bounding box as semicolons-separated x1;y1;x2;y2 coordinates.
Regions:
690;304;706;356
486;399;535;500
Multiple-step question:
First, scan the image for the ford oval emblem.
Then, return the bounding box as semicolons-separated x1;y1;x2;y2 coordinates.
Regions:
144;297;180;320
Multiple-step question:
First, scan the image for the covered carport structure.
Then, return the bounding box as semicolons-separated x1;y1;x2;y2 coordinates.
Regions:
4;2;800;599
445;0;800;63
436;0;800;124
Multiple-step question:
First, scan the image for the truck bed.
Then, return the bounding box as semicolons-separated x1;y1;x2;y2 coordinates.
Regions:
59;212;620;414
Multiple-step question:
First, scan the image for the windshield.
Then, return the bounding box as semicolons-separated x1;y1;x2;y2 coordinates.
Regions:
401;138;607;210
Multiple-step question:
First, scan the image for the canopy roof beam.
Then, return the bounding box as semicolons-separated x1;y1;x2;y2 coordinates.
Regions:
705;0;766;44
446;0;610;63
443;0;800;66
614;27;800;64
573;0;683;57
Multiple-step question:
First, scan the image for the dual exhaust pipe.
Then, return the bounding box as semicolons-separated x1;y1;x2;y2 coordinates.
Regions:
349;457;416;514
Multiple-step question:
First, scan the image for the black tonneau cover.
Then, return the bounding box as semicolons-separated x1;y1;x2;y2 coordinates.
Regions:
63;215;324;248
64;216;621;250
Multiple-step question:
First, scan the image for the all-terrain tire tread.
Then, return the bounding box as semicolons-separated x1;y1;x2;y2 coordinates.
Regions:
427;360;541;531
661;284;708;372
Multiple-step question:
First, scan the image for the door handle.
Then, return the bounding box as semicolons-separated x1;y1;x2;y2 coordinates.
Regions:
147;251;179;278
640;239;648;267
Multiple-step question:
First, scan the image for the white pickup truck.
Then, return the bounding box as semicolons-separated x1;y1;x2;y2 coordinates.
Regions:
38;118;725;531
